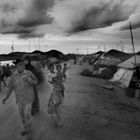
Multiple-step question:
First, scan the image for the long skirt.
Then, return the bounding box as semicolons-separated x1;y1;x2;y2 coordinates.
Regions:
17;103;32;133
31;86;40;115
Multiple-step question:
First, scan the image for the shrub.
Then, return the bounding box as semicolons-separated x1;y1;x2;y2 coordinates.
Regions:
99;68;115;80
80;69;93;77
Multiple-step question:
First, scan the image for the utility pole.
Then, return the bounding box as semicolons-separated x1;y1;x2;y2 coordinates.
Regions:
29;40;30;52
45;39;47;51
103;43;106;52
87;48;89;54
98;45;101;51
120;40;125;52
38;35;40;50
116;42;119;50
11;41;14;53
129;20;136;64
77;48;79;54
36;30;40;50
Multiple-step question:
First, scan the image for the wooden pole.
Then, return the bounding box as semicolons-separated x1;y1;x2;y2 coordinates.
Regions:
29;40;30;52
120;40;124;52
103;43;106;52
129;21;136;64
11;41;14;52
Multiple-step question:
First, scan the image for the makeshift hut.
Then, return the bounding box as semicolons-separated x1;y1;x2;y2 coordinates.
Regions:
110;55;140;88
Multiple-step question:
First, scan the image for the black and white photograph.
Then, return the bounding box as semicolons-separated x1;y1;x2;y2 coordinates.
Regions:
0;0;140;140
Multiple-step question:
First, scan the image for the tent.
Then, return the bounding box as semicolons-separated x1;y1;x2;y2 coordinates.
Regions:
110;55;140;88
117;55;140;69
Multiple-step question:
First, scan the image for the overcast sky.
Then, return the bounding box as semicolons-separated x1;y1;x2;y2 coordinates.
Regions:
0;0;140;54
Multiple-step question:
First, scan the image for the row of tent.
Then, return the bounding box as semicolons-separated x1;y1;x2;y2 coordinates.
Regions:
110;55;140;88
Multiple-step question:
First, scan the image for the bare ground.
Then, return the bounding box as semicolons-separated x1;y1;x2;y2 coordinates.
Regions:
0;62;140;140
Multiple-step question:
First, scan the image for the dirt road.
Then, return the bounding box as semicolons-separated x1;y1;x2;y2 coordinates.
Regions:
0;63;140;140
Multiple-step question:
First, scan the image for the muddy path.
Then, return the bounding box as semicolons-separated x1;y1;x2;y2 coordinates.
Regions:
0;64;140;140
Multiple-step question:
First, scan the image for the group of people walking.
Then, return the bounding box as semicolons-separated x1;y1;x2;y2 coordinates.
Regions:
0;63;12;90
2;57;67;137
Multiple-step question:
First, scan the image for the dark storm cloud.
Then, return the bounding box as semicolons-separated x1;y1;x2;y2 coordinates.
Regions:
0;0;139;38
126;22;140;30
0;3;19;27
52;0;140;32
68;1;136;32
118;13;140;30
18;0;54;27
18;32;45;39
1;26;35;35
1;25;46;39
0;3;16;13
0;0;55;38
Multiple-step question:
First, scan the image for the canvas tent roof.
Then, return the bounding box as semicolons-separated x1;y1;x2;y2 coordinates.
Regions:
110;68;134;88
110;55;140;88
102;49;131;61
118;55;140;69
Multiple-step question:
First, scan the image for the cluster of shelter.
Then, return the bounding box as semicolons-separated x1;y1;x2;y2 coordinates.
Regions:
80;49;140;97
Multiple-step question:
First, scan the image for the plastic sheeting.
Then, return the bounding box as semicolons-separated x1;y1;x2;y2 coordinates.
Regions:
110;68;134;88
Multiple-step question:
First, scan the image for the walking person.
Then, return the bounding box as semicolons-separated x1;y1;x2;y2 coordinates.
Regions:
48;64;64;127
24;56;40;115
2;58;38;136
0;63;3;90
48;64;56;84
63;63;67;82
2;64;12;85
